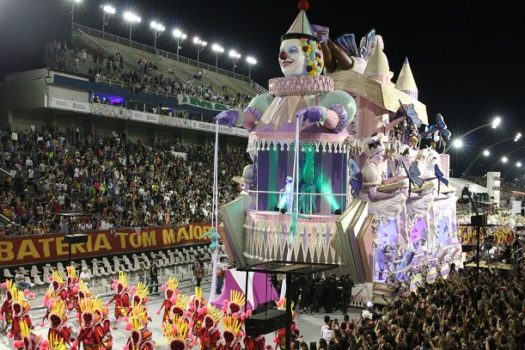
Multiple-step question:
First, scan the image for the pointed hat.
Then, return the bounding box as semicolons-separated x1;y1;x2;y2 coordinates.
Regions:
282;9;317;42
396;57;418;92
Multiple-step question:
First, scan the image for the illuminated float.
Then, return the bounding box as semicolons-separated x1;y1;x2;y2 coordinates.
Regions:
217;0;461;302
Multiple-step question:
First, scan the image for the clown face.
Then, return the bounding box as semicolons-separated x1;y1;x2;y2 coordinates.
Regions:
279;39;306;77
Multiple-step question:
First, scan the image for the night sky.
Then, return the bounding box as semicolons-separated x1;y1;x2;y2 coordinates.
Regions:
1;0;525;177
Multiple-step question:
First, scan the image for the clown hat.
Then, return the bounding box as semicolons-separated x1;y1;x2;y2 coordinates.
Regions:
282;1;317;42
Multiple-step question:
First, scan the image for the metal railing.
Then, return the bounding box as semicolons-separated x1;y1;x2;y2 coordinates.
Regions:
72;23;268;94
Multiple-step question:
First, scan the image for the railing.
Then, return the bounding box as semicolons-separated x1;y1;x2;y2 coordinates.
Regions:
74;28;113;57
247;189;347;215
72;23;268;93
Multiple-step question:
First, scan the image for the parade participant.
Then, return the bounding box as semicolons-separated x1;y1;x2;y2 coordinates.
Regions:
157;277;179;322
273;298;296;350
12;319;47;350
48;271;68;304
72;297;105;350
217;315;244;350
9;286;33;341
47;300;72;347
197;306;223;350
169;293;190;322
107;272;130;322
124;304;153;350
162;317;195;350
130;282;149;314
66;266;80;310
0;279;14;332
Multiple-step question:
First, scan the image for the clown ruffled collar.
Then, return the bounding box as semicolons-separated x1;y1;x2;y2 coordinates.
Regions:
268;75;334;96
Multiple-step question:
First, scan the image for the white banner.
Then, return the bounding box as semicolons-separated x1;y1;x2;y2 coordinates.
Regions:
48;95;90;113
131;110;160;124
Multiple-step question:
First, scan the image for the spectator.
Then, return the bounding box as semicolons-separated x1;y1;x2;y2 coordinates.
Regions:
14;268;31;290
193;255;204;288
320;316;333;343
149;256;159;294
215;257;226;295
80;267;92;287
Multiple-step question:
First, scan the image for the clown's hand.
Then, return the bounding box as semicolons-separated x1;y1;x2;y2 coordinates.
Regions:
296;106;328;125
311;24;329;43
214;110;239;128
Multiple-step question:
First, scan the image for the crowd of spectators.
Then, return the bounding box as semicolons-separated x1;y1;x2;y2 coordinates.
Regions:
309;267;525;350
46;42;252;108
0;124;247;236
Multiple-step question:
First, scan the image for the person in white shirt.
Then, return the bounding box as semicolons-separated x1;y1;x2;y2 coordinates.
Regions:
80;267;91;287
320;316;333;342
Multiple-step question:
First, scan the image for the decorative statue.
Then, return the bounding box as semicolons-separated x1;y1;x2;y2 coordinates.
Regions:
215;4;356;138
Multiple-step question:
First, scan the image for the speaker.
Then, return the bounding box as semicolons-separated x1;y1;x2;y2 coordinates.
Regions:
470;215;487;226
244;309;287;337
64;234;89;244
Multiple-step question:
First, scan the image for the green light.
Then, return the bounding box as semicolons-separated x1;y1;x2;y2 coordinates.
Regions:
316;173;340;211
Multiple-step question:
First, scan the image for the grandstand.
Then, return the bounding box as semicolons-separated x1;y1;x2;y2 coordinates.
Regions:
0;21;254;296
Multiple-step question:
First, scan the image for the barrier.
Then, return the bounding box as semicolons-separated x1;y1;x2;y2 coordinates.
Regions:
0;223;211;267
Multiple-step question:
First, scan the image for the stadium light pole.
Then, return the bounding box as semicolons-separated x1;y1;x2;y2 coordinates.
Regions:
150;21;165;50
70;0;83;32
445;116;502;153
123;11;141;47
211;44;225;69
463;131;522;176
246;56;257;79
101;4;116;39
172;29;187;61
229;50;241;73
193;37;208;63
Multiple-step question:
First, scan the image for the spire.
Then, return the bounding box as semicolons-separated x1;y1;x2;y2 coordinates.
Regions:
396;57;418;99
364;44;391;84
282;10;317;42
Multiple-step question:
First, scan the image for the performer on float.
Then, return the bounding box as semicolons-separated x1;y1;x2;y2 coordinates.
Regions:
9;287;34;341
156;277;179;322
12;319;47;350
359;136;407;214
0;279;14;332
124;304;153;350
106;272;130;323
46;300;72;347
72;297;105;350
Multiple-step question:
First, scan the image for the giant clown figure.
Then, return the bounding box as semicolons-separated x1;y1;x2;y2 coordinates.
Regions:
216;1;356;265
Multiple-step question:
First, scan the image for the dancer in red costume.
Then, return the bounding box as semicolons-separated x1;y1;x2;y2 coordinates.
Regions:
46;300;72;347
106;272;130;322
273;298;296;350
0;279;14;332
217;315;244;350
12;319;48;350
162;316;196;350
196;305;223;350
72;297;107;350
124;303;154;350
9;287;34;341
156;277;179;322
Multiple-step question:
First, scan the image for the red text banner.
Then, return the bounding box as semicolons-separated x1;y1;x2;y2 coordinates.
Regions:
0;223;211;267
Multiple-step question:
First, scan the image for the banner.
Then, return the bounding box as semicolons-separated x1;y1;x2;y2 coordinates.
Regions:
177;94;229;112
47;95;90;113
0;223;212;267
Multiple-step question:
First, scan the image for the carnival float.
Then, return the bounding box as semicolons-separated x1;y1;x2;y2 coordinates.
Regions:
217;0;463;302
